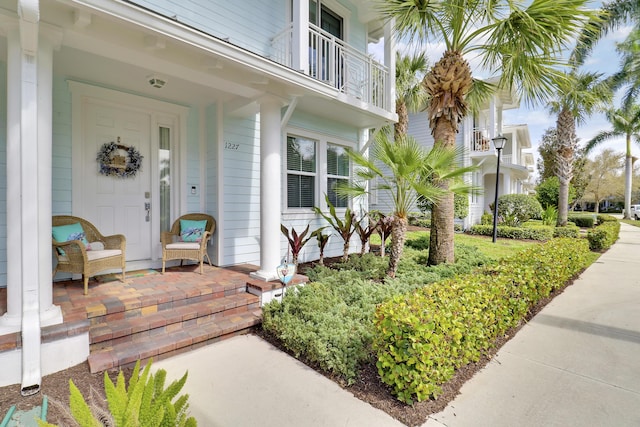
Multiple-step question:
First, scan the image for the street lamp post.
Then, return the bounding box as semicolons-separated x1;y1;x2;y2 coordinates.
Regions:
492;135;507;243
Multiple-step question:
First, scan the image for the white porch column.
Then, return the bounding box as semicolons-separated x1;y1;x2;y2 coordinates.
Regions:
292;0;309;74
18;0;43;393
489;96;497;140
251;98;282;281
37;30;63;327
384;18;396;112
0;26;23;333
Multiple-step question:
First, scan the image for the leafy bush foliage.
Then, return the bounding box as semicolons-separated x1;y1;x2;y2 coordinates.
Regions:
467;224;553;241
373;238;593;404
587;220;620;250
480;212;493;225
553;225;580;238
262;245;489;384
567;213;596;228
497;194;543;226
536;176;575;208
597;214;618;223
541;205;558;226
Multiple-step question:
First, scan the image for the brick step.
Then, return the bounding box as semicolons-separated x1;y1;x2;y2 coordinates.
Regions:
0;319;89;353
80;279;248;326
87;309;262;373
89;292;260;350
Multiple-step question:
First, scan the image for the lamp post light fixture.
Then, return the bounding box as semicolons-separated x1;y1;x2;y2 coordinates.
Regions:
492;134;507;243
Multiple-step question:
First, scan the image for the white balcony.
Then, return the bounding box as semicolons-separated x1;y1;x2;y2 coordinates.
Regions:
272;23;389;111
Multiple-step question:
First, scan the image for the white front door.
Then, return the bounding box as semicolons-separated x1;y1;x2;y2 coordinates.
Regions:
83;102;153;261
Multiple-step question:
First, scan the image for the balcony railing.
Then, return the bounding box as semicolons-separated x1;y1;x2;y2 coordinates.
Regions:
272;23;389;111
472;128;491;152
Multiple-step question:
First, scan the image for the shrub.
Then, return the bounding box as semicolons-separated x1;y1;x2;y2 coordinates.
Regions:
587;220;620;250
480;212;493;225
373;238;593;404
553;225;580;238
597;214;618;223
497;194;543;226
467;224;553;241
567;213;596;228
536;176;575;208
262;245;490;384
541;205;558;226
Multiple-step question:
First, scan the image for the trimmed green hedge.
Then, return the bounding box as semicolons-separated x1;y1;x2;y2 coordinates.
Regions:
587;220;620;250
597;214;618;223
372;238;593;404
467;224;553;241
553;225;580;238
567;213;597;228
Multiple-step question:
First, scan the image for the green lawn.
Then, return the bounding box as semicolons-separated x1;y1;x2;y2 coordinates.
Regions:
371;230;539;261
620;219;640;228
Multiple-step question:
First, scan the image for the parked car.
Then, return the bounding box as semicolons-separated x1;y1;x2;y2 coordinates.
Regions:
630;205;640;220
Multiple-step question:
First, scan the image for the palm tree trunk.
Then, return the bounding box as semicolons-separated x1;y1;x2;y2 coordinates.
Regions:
387;216;408;278
624;152;632;220
428;191;454;265
557;177;570;226
395;101;408;141
342;241;349;262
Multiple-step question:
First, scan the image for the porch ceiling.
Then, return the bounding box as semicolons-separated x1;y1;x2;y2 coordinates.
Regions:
3;0;394;128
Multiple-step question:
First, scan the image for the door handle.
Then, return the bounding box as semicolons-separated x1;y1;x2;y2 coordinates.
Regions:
145;202;151;222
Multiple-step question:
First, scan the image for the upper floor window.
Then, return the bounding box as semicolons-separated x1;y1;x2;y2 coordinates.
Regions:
310;1;343;39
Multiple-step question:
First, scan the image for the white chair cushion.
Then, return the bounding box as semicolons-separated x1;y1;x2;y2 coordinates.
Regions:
166;242;200;250
58;249;121;262
87;249;122;261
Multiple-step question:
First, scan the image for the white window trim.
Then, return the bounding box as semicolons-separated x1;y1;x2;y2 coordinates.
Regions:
284;126;356;215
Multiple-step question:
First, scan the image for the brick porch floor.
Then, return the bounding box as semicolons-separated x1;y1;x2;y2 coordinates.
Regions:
0;264;304;373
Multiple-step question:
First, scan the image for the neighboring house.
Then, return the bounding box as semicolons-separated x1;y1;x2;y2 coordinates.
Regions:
0;0;396;384
371;84;534;228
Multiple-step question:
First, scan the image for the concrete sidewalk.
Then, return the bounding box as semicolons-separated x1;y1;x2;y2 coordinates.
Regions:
154;223;640;427
424;222;640;427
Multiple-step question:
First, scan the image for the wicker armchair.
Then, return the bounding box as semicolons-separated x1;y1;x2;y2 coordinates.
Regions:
161;213;216;274
52;215;126;295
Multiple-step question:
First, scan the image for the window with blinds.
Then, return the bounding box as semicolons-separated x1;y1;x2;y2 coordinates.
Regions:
327;143;349;208
287;135;317;208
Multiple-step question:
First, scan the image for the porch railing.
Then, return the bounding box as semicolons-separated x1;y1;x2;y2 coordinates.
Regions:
271;23;389;111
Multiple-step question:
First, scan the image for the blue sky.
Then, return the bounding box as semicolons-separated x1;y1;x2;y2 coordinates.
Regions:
503;26;634;159
369;9;635;164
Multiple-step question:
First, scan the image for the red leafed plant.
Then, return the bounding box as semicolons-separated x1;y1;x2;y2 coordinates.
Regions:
281;224;314;266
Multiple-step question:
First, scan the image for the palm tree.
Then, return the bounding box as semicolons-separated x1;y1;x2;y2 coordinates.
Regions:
585;103;640;218
573;0;640;66
337;131;476;277
547;71;612;226
609;28;640;108
377;0;593;264
395;51;429;140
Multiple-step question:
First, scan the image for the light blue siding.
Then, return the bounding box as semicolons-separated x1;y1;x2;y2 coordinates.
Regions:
185;107;201;212
131;0;288;57
288;110;359;143
205;104;219;263
52;76;73;216
221;114;261;266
